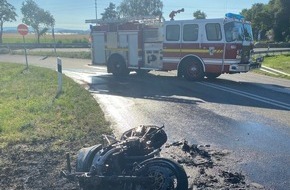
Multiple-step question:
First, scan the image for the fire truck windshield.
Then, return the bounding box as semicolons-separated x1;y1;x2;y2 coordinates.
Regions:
224;22;253;42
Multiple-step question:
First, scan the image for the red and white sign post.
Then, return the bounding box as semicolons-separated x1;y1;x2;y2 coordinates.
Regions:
17;24;29;69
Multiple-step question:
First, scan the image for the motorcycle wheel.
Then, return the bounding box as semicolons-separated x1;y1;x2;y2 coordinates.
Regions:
135;158;188;190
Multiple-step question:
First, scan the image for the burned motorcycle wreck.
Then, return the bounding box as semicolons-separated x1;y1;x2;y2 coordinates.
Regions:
61;125;188;190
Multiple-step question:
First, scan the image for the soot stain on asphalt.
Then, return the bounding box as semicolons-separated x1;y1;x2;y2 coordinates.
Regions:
163;140;265;190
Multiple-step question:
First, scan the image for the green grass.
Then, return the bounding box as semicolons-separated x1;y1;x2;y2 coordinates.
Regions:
0;63;111;148
263;54;290;73
255;54;290;79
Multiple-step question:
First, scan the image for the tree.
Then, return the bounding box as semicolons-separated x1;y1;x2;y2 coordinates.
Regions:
193;10;206;19
268;0;290;41
241;3;273;41
0;0;17;43
118;0;163;18
241;0;290;41
101;2;119;20
21;0;55;43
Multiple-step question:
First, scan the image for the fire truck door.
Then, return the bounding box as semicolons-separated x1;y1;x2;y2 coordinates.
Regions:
163;23;181;70
128;32;138;67
91;32;105;65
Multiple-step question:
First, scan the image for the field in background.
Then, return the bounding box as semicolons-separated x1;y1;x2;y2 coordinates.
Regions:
2;33;90;44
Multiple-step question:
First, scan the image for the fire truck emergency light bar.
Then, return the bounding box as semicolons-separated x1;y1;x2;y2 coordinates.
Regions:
225;13;245;20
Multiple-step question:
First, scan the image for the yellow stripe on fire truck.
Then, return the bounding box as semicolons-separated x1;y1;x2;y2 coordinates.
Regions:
163;49;223;54
106;47;223;54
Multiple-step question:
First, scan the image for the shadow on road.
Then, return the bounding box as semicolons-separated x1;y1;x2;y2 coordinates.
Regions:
88;72;290;111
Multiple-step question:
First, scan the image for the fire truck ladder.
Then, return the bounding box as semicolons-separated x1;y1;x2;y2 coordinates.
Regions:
95;16;162;25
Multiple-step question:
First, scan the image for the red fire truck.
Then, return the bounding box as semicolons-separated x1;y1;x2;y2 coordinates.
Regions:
90;13;262;80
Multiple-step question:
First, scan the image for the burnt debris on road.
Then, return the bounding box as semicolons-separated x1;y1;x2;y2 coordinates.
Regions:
164;140;265;190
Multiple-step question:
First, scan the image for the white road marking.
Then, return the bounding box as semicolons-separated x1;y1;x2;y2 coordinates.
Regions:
200;82;290;110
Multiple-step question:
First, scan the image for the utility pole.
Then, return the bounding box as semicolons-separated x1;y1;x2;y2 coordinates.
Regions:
84;0;98;24
95;0;97;20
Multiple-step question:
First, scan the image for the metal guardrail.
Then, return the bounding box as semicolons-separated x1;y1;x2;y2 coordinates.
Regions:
253;48;290;55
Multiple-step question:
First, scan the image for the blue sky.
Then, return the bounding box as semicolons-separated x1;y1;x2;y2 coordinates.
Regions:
6;0;269;30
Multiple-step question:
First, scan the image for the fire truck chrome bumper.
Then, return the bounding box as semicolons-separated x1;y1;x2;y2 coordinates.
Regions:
230;61;262;72
229;64;250;72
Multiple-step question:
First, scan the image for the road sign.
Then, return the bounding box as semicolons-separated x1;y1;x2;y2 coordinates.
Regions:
17;24;29;69
17;24;29;36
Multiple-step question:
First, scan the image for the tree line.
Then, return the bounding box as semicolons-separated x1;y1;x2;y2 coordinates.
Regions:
241;0;290;42
100;1;206;21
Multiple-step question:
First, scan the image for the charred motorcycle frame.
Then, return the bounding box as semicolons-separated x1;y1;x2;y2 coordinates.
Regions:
61;125;188;190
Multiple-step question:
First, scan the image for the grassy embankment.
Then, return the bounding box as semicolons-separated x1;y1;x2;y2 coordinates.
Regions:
256;54;290;80
0;62;111;150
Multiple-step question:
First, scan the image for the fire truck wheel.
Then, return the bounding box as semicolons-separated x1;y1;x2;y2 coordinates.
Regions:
108;55;129;77
184;60;204;81
205;73;221;80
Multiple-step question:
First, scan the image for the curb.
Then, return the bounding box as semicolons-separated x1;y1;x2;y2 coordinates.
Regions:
261;66;290;76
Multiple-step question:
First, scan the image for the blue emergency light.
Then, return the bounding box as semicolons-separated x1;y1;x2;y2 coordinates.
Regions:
225;13;245;20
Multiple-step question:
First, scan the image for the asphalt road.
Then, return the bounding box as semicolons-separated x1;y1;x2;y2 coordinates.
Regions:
2;54;290;189
84;70;290;190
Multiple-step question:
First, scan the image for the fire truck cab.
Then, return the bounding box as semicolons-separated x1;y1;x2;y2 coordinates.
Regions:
90;13;262;80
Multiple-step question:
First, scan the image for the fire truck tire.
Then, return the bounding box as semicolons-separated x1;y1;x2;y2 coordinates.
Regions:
183;59;204;81
108;55;129;77
205;73;221;80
